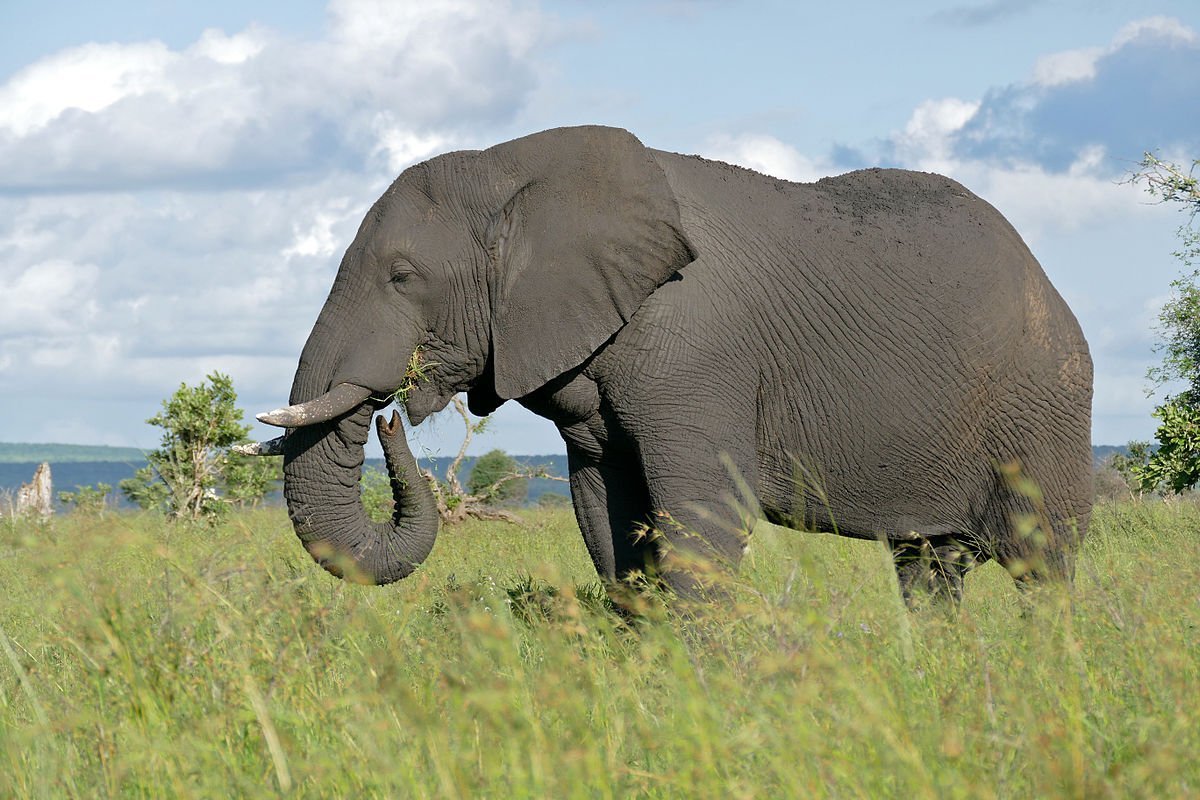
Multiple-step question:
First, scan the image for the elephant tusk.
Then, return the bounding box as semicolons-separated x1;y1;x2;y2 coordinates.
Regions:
257;383;375;428
232;435;287;456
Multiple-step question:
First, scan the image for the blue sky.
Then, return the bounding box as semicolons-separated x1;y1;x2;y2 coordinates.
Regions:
1;0;1198;457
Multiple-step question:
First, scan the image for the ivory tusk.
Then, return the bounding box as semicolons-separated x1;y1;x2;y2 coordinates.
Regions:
232;436;287;456
256;382;374;428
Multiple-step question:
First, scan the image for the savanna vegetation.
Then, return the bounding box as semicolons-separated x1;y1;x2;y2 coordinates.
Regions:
1;498;1197;798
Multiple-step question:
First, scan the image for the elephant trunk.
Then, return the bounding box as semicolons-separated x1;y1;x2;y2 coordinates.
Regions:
281;401;439;585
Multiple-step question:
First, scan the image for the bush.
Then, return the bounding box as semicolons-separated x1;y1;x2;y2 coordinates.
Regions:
57;483;112;515
119;372;281;520
361;466;394;522
467;449;528;506
537;491;572;508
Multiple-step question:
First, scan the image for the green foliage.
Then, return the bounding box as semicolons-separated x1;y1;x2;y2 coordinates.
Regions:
467;449;528;505
1098;441;1152;498
1146;276;1200;397
537;491;572;508
118;372;278;520
56;483;112;515
361;466;393;522
1131;153;1200;493
1134;152;1200;221
119;466;170;512
1;502;1199;796
221;452;283;509
1136;402;1200;493
392;347;440;405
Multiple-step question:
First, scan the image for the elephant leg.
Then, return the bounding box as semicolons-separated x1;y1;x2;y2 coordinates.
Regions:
891;537;980;610
635;440;759;603
566;442;655;586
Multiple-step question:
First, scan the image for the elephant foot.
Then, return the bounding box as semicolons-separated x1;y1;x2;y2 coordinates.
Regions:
892;538;979;611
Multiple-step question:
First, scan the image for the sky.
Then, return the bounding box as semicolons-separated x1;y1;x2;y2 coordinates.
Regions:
1;0;1198;459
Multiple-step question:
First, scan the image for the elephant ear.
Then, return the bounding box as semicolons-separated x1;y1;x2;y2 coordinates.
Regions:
484;126;695;400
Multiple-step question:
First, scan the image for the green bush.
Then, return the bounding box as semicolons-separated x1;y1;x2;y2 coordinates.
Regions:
119;372;281;520
361;466;393;522
467;449;528;505
56;483;112;515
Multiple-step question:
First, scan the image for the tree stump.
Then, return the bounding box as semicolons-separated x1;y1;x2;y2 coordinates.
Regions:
16;462;53;519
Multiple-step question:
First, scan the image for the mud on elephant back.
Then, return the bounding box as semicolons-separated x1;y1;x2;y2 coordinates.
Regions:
244;125;1093;610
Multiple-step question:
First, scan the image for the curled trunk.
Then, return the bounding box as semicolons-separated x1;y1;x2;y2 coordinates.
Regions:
282;405;438;584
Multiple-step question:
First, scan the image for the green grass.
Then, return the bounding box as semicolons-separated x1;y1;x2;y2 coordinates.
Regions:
1;499;1198;798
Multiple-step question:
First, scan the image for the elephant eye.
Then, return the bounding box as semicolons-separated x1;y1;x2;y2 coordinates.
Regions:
389;261;416;286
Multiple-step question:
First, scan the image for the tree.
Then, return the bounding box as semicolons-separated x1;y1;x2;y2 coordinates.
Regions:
1129;153;1200;494
120;372;281;520
221;450;284;509
413;395;564;525
58;483;113;516
467;449;528;505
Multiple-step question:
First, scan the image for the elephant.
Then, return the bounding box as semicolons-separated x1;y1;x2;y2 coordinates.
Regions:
248;125;1093;607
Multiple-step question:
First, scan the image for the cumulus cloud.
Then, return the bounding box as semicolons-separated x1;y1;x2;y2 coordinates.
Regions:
958;17;1199;171
0;260;99;335
0;0;554;449
858;17;1199;240
861;17;1198;182
700;133;832;183
0;0;546;192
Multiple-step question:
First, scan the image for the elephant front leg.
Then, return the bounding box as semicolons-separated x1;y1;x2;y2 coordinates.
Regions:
565;442;656;587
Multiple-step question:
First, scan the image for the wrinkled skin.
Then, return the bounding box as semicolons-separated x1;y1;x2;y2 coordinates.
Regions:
261;126;1093;607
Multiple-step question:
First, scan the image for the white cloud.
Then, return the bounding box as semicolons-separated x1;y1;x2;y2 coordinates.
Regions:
1031;47;1104;87
870;16;1200;237
0;260;99;335
701;133;830;183
189;27;267;65
0;41;175;137
282;198;357;260
1032;16;1196;88
0;0;548;191
370;119;453;173
953;16;1199;171
0;0;559;448
890;97;982;170
0;174;381;445
1113;16;1198;48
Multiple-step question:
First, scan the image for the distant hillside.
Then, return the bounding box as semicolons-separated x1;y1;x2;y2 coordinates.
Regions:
1092;444;1133;466
0;442;146;464
0;451;571;507
0;444;1130;506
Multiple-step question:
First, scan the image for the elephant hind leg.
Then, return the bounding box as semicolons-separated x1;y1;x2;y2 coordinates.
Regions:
891;537;982;610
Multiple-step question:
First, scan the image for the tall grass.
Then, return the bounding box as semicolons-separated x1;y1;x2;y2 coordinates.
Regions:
1;499;1197;797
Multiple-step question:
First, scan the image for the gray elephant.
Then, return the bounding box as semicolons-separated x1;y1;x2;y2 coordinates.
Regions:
249;125;1092;606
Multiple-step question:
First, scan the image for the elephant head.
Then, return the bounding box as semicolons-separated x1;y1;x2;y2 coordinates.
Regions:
256;126;695;584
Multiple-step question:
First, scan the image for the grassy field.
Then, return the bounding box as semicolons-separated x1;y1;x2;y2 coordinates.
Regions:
1;499;1197;798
